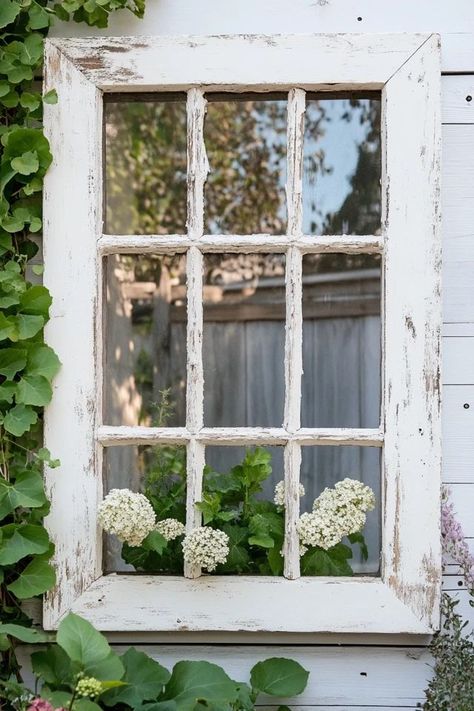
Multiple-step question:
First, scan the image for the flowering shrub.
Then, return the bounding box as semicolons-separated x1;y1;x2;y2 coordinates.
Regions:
423;487;474;709
0;613;310;711
98;489;156;547
98;446;375;576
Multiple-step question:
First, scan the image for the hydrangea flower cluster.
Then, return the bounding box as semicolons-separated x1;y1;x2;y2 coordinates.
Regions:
441;486;474;591
156;518;186;541
182;526;230;572
76;677;102;699
297;478;375;551
274;480;305;507
98;488;156;547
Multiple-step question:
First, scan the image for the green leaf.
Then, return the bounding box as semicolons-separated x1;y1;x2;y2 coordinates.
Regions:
73;702;102;711
3;403;38;436
43;89;58;105
20;92;41;112
300;545;353;577
57;613;124;680
31;645;75;686
0;623;51;644
16;374;52;406
28;2;51;29
0;0;21;29
0;381;17;403
0;348;27;379
7;556;56;598
20;285;52;316
0;313;16;340
42;691;73;708
250;658;309;697
162;661;239;711
26;343;61;379
0;523;50;564
220;525;250;573
11;151;39;175
141;529;167;554
102;647;170;707
0;469;47;520
14;314;44;340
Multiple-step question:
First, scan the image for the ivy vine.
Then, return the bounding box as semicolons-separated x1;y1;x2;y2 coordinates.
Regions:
0;0;146;686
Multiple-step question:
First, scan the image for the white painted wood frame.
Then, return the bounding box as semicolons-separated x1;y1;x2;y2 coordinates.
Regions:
43;33;442;633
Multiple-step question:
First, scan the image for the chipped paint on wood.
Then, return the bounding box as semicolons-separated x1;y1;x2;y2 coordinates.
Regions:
382;34;442;629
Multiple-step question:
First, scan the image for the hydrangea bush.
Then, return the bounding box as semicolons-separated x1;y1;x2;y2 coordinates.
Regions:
98;446;376;576
0;613;310;711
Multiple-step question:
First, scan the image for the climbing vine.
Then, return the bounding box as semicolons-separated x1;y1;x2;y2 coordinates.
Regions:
0;0;145;686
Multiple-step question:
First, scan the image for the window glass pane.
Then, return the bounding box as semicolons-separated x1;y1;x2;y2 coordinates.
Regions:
301;253;381;428
203;253;285;426
203;445;285;575
303;97;381;235
104;96;187;234
103;444;187;573
300;446;381;575
104;254;187;427
204;94;287;234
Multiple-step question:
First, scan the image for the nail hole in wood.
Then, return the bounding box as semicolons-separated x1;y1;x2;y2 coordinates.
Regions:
466;95;472;102
360;671;367;677
357;16;363;21
464;403;470;409
458;580;463;587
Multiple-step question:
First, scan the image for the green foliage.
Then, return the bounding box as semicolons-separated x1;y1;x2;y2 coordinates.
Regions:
122;445;368;577
0;0;147;697
1;612;309;711
423;593;474;710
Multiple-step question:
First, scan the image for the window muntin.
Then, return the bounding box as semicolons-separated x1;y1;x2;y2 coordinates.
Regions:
43;33;441;632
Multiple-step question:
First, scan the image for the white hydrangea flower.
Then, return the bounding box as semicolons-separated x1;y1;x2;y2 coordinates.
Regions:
182;526;229;572
156;518;186;541
98;488;156;547
297;478;375;551
274;480;305;507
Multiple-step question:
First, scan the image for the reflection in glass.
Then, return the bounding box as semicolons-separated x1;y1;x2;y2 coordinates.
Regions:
301;253;381;428
104;254;187;427
104;444;186;573
303;97;381;235
202;253;285;427
104;96;187;234
300;446;381;574
204;95;287;234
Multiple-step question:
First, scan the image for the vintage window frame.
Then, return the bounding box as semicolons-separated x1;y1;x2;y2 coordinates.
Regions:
43;33;442;633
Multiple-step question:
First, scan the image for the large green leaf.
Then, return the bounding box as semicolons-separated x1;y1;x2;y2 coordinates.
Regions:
102;647;170;707
162;661;239;711
26;343;61;378
3;403;38;435
0;347;26;378
0;522;50;564
20;285;52;316
57;613;124;680
7;556;56;598
31;645;76;686
300;544;353;577
0;469;47;520
0;1;21;29
250;658;309;697
16;374;52;406
11;150;39;176
0;623;51;643
14;313;44;339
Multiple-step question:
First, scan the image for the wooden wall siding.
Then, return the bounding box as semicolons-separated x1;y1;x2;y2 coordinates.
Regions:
38;6;474;707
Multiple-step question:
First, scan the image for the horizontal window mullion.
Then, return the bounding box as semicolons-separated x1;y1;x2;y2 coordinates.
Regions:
97;426;383;446
98;234;383;255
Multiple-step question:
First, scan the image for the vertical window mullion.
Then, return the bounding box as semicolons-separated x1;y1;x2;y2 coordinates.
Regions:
283;88;305;579
184;88;207;578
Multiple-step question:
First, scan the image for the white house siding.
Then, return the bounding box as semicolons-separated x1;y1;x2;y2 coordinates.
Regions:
44;2;474;707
